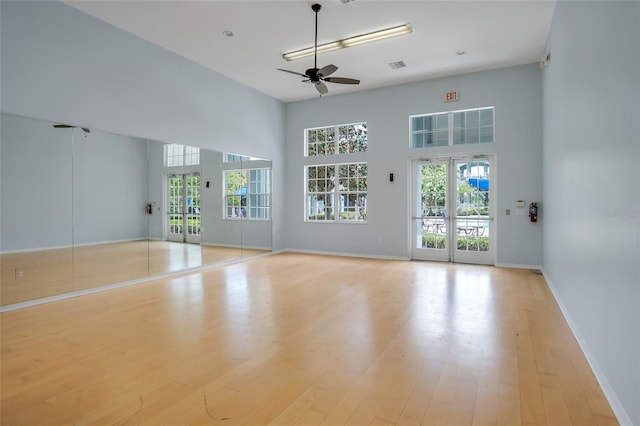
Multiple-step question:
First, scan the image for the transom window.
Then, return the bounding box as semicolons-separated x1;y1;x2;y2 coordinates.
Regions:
411;107;494;148
306;163;367;222
164;144;200;167
224;168;271;220
306;122;367;156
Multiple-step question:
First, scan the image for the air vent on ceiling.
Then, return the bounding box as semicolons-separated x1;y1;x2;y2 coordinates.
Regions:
388;61;407;69
336;0;356;5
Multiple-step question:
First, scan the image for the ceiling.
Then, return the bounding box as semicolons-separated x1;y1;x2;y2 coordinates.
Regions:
64;0;557;103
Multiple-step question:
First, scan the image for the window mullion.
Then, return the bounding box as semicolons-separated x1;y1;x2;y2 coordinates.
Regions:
334;184;339;222
448;112;454;146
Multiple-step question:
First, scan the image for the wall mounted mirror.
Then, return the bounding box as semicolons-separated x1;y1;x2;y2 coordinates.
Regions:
148;139;204;276
1;114;75;304
0;113;272;307
72;126;150;291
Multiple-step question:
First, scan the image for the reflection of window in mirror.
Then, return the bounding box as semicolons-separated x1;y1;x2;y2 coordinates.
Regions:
224;168;271;220
165;143;200;167
223;152;260;163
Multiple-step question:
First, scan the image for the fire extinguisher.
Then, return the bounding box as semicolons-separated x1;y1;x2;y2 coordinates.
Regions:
529;202;539;222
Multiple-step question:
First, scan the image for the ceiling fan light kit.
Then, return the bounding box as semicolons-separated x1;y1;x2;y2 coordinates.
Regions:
282;24;412;61
278;3;362;95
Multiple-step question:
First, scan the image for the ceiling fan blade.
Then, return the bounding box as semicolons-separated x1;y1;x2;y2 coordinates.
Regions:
81;128;91;133
317;64;338;78
315;81;328;95
324;77;360;85
277;68;308;78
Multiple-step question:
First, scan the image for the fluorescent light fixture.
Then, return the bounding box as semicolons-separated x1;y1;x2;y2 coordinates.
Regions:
282;41;342;61
282;24;412;61
342;25;412;47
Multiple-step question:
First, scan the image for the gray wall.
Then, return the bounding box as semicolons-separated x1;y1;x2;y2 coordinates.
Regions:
0;0;285;250
542;1;640;424
284;64;543;266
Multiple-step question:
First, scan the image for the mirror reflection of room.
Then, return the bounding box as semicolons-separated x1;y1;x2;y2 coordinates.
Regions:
148;140;203;276
0;113;272;307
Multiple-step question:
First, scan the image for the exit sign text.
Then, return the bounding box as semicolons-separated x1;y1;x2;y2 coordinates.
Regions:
445;91;459;102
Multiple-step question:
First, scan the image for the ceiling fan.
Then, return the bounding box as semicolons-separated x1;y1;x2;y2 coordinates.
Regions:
278;3;360;95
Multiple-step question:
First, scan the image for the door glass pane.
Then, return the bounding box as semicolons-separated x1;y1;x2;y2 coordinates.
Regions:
418;163;447;249
168;176;184;239
456;161;490;252
185;175;201;238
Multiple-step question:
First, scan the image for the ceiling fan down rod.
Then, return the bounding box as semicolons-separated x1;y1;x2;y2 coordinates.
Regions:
312;3;321;70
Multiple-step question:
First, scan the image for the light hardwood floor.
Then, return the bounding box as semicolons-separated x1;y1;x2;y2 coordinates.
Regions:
0;253;617;425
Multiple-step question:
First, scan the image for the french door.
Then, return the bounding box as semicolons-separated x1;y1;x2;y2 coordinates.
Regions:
411;156;494;264
167;174;201;243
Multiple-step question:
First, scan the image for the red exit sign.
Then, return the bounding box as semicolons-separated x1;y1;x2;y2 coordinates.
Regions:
445;91;459;102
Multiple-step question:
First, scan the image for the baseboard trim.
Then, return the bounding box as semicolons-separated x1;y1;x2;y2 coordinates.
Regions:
542;269;633;426
284;248;409;261
1;238;148;254
495;262;542;270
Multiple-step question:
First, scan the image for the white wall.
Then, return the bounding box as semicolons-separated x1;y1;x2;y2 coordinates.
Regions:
0;0;285;250
284;64;543;266
542;2;640;425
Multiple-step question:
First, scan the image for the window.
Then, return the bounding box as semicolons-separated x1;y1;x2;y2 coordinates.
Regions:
247;169;271;219
224;168;271;220
306;122;367;156
306;162;367;222
411;113;449;147
164;144;200;167
411;107;494;148
453;108;494;144
305;121;367;223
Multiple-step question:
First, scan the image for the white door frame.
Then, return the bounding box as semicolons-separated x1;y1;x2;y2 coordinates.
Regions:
410;155;496;265
166;173;201;244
